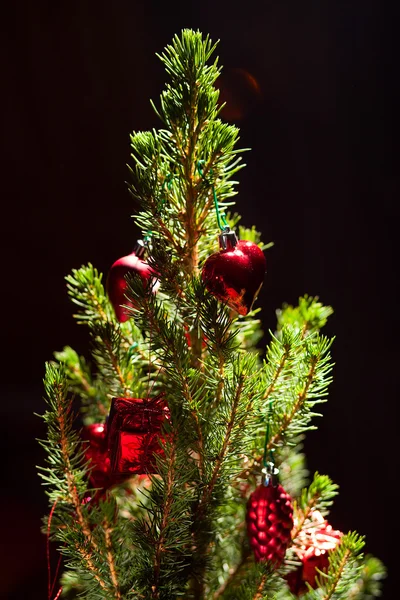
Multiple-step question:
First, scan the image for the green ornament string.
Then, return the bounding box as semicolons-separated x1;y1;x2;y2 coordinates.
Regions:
197;160;229;231
261;401;277;485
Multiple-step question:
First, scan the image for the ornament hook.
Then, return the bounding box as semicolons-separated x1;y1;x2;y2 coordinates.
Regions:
262;461;279;487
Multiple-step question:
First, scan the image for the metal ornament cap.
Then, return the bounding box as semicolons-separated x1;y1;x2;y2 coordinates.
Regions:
106;241;159;322
202;235;267;316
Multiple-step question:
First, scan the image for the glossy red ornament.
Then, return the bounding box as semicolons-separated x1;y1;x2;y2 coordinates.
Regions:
106;240;159;322
246;481;293;565
287;510;342;595
81;423;114;491
107;396;170;479
202;230;266;316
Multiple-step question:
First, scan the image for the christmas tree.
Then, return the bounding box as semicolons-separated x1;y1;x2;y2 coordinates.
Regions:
38;30;386;599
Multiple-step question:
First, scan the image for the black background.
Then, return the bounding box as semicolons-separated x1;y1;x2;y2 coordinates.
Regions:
1;1;397;598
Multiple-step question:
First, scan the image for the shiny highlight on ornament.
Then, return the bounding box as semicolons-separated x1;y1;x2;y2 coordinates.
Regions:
106;240;159;322
81;423;113;493
202;229;267;315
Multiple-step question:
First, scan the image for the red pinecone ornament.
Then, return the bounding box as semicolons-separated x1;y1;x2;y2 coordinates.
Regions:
106;240;159;322
81;423;114;492
287;510;342;595
107;395;170;480
246;482;293;565
202;230;266;316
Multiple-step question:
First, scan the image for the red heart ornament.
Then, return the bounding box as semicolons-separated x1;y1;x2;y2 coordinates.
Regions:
202;231;266;316
106;240;159;322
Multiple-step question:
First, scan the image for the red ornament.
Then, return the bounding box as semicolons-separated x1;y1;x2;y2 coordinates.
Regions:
106;240;159;322
81;423;114;491
246;481;293;565
202;230;266;316
106;395;170;479
287;510;342;595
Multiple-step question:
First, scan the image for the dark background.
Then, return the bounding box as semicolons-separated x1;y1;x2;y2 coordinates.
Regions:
1;1;397;598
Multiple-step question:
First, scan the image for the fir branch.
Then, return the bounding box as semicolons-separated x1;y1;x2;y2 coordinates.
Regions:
39;363;88;506
291;473;339;541
253;574;267;600
276;437;309;499
347;555;386;599
198;370;245;514
263;335;293;403
39;364;123;598
194;356;260;598
311;532;365;600
90;321;134;398
104;519;121;600
54;346;109;420
217;562;275;600
267;334;334;451
213;551;251;599
66;264;112;324
129;432;196;599
151;435;177;599
276;295;334;338
125;285;207;477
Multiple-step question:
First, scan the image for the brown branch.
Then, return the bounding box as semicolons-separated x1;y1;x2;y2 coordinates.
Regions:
323;548;352;600
146;308;205;478
152;437;177;599
215;353;225;407
57;389;98;549
76;543;110;593
262;344;291;402
291;499;319;542
87;284;109;323
253;574;267;600
190;377;245;600
57;384;124;598
233;346;291;482
103;337;131;397
104;521;121;600
198;376;245;515
56;384;118;596
267;354;318;451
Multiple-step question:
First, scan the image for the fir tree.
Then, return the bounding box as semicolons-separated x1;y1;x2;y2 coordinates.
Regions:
38;30;386;600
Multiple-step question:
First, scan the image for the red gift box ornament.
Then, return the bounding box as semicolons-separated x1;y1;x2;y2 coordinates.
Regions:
287;510;343;595
106;239;160;322
202;229;267;316
106;396;170;480
81;423;113;492
246;469;293;566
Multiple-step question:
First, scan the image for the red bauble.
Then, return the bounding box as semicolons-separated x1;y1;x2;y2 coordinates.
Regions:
106;396;170;479
246;482;293;565
106;240;159;322
287;510;343;595
81;423;113;491
202;230;266;316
